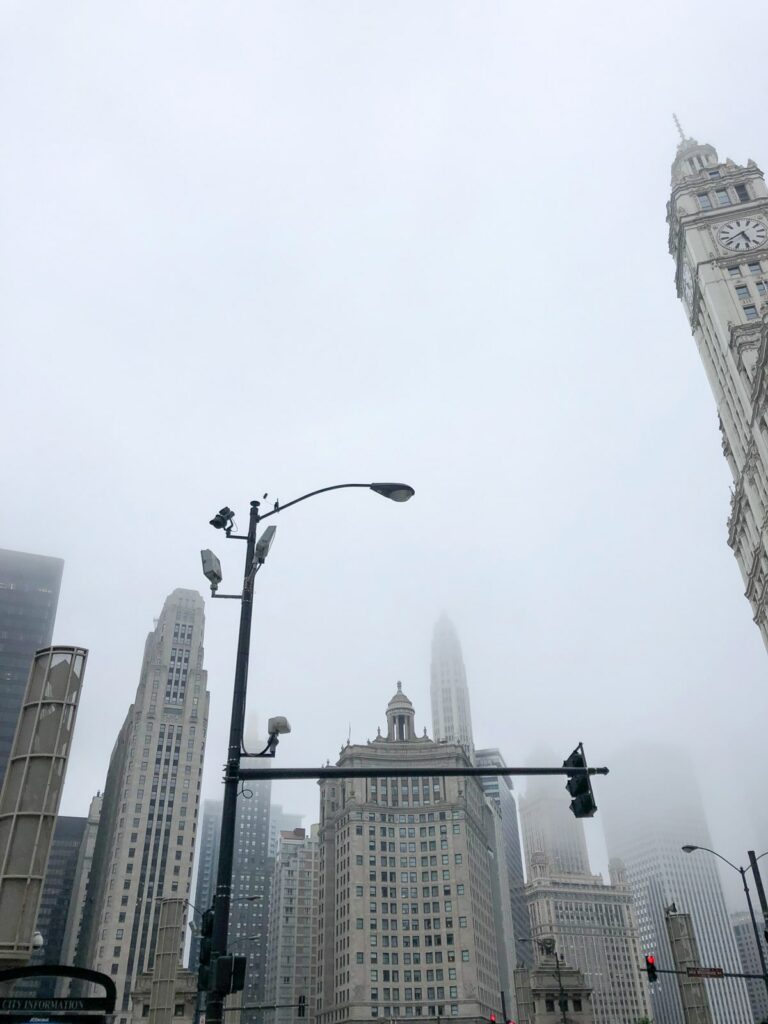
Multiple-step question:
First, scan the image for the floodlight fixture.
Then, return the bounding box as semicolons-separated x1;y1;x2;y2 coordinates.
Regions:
201;549;223;592
255;525;277;564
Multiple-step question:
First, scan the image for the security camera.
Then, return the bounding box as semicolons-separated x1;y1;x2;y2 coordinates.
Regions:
201;549;223;590
210;507;235;531
267;716;291;736
255;525;277;565
32;931;44;950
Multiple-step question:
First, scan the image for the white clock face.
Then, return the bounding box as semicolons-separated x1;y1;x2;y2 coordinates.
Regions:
683;262;694;306
717;218;768;252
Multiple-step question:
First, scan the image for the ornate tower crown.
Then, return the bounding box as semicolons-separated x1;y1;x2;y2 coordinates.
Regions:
386;680;415;741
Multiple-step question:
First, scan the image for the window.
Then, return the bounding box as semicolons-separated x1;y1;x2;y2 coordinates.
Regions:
697;193;712;210
748;262;761;274
715;189;731;206
708;169;721;178
736;183;750;202
357;919;364;929
545;998;555;1013
458;917;467;928
456;885;464;895
736;284;750;301
757;281;767;297
174;1006;185;1017
573;998;582;1012
454;854;462;865
357;953;365;964
745;305;759;320
728;266;741;277
461;951;469;962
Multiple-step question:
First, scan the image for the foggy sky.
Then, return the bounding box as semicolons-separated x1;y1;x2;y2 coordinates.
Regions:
3;2;768;914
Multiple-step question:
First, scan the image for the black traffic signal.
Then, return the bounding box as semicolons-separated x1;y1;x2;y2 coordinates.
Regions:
197;909;214;991
298;995;306;1018
563;743;597;818
214;954;248;995
645;955;658;983
489;1015;496;1024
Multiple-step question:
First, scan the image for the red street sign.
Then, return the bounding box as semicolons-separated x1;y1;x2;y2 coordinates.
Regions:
687;966;724;978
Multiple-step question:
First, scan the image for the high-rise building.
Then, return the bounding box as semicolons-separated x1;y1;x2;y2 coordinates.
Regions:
188;792;303;1016
731;911;768;1024
74;589;210;1023
475;748;532;967
520;776;651;1024
188;799;222;973
667;132;768;649
60;794;102;983
430;616;474;758
0;548;64;789
601;744;751;1024
17;816;87;996
316;682;511;1024
264;827;320;1024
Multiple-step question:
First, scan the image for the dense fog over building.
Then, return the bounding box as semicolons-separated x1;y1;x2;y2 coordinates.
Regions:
3;0;768;941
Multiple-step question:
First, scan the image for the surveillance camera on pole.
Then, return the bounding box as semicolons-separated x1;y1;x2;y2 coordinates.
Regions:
201;550;223;593
267;716;291;736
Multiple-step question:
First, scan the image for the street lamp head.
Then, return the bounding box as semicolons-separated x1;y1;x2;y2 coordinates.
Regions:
255;525;277;564
370;482;415;503
201;549;223;591
681;845;699;854
210;506;235;530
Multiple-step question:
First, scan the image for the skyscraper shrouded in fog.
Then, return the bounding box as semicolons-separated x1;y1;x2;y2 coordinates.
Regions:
668;132;768;651
0;548;64;790
600;744;751;1024
430;618;529;967
430;616;474;758
74;589;210;1023
520;772;651;1024
317;683;513;1024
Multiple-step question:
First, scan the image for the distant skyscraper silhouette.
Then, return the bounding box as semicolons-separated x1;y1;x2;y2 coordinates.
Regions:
430;615;474;757
0;548;64;789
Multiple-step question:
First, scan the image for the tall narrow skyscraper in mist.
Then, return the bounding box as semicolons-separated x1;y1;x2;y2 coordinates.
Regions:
74;589;210;1023
601;744;751;1024
0;548;64;789
430;615;474;757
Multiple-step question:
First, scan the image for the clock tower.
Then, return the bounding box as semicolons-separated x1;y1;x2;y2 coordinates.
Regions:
668;130;768;649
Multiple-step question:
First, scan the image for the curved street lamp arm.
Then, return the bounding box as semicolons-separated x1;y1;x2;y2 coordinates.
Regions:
256;483;371;522
689;846;742;874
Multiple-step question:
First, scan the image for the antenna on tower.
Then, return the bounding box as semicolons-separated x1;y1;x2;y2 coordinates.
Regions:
672;113;686;142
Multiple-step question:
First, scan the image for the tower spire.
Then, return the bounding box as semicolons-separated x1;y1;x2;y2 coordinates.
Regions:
672;113;686;142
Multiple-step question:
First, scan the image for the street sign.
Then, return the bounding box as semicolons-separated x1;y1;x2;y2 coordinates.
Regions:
687;966;724;978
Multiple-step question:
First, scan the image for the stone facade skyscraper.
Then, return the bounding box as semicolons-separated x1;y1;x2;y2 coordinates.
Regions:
520;776;651;1024
668;133;768;649
600;744;751;1024
0;548;64;789
317;683;513;1024
430;616;474;758
74;589;210;1023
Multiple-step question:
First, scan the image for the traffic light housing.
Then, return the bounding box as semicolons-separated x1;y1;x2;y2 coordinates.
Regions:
298;995;306;1018
489;1014;496;1023
214;954;248;994
563;743;597;818
645;955;658;983
197;908;214;991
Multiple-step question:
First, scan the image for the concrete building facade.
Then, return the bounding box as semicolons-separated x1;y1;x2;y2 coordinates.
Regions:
60;794;103;982
475;748;532;968
520;776;651;1024
74;589;210;1023
731;911;768;1024
668;133;768;649
316;683;510;1024
0;548;64;790
264;827;320;1024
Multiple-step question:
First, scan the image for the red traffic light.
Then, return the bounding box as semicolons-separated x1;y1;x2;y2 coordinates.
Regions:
490;1015;496;1023
645;954;658;983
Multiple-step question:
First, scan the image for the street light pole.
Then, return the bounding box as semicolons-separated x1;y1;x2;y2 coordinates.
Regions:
202;483;415;1024
681;845;768;1002
206;500;260;1024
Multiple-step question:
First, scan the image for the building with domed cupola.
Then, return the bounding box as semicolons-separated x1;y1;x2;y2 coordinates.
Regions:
316;682;516;1024
668;127;768;648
